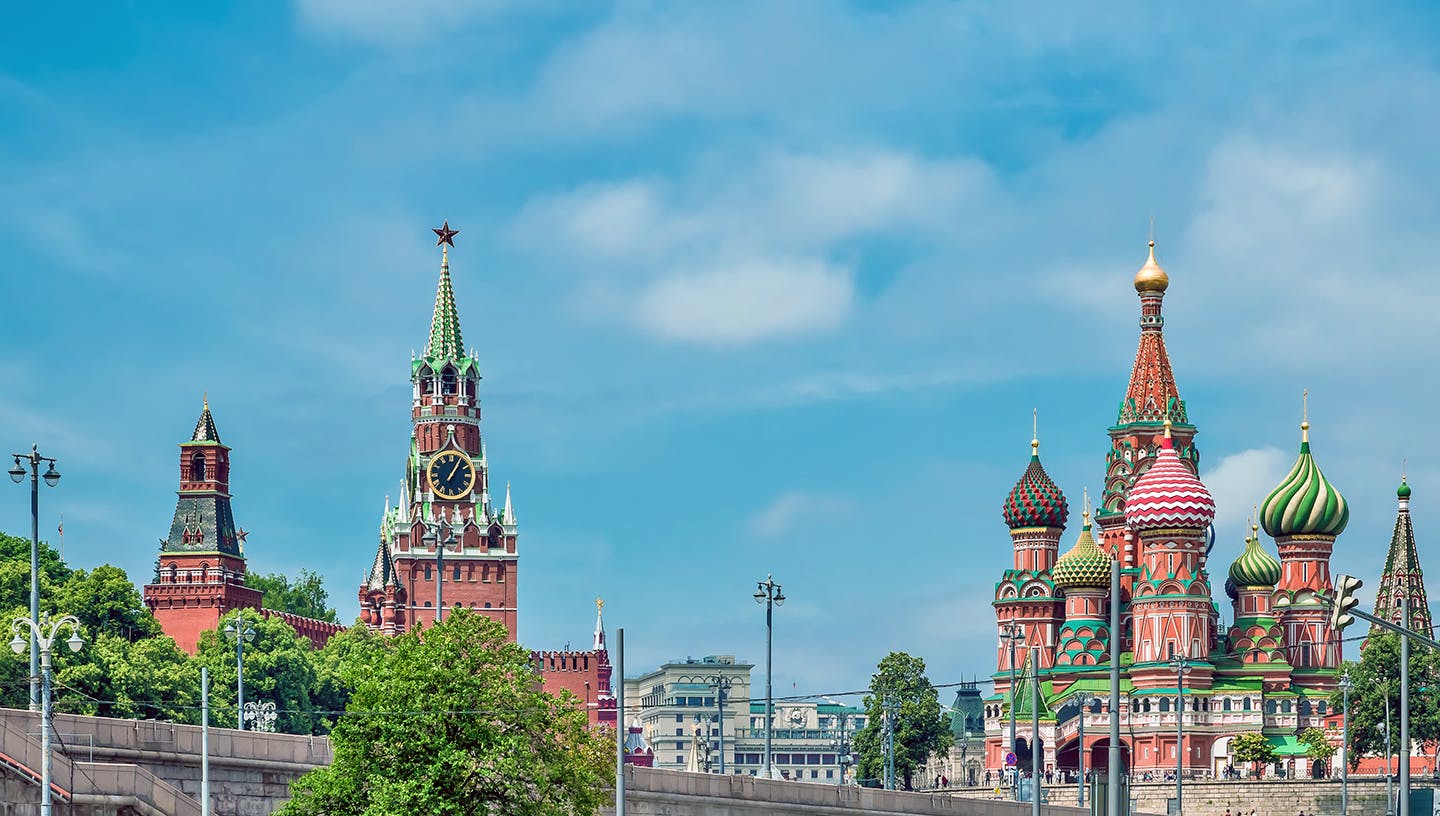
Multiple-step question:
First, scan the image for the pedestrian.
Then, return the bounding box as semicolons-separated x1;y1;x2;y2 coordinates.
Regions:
1224;808;1232;816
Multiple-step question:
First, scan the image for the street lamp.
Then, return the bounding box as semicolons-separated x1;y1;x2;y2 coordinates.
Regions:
1340;670;1353;815
11;613;83;816
9;445;61;712
421;515;460;624
223;618;256;731
700;674;733;774
1075;696;1099;808
243;700;278;733
1000;622;1025;798
829;708;853;786
1167;647;1192;816
754;574;784;780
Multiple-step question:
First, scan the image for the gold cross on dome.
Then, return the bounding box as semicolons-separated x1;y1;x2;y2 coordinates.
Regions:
596;597;604;613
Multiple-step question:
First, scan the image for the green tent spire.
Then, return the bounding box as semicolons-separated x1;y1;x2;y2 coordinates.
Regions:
425;244;465;361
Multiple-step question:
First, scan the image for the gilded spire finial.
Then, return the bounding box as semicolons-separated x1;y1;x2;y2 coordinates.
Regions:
1301;388;1310;442
1134;233;1169;293
1251;504;1259;539
203;392;208;410
596;597;604;614
1163;417;1172;438
1031;408;1039;456
1082;487;1091;525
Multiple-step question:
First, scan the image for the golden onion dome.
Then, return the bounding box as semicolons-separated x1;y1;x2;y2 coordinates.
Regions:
1134;240;1169;293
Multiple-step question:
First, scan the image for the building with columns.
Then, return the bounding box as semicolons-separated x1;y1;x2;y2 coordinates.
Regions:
985;241;1349;779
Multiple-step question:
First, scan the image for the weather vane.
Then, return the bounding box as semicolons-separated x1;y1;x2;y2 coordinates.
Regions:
433;220;459;248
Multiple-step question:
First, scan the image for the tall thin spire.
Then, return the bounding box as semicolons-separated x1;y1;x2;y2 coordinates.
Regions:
1371;474;1431;637
425;222;465;360
593;597;606;650
502;481;516;525
191;395;221;443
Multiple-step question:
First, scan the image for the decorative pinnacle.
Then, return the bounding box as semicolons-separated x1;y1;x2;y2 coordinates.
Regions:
425;222;465;360
1163;417;1172;438
1031;408;1039;456
1082;487;1091;524
433;220;459;247
203;392;208;410
1301;388;1310;442
596;597;604;614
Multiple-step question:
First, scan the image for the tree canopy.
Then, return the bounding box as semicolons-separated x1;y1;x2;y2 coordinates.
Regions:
279;611;612;816
851;651;950;790
245;569;339;623
1329;632;1440;768
1231;732;1276;771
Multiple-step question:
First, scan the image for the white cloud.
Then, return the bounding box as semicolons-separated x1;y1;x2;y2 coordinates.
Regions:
1202;447;1290;534
292;0;513;46
632;258;853;346
747;491;854;539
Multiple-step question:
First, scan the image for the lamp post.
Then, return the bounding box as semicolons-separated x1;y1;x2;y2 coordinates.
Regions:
10;613;83;816
1340;670;1353;815
754;574;784;780
1384;698;1394;816
1167;647;1192;816
699;674;733;774
421;515;460;625
1076;696;1098;808
9;446;61;712
830;710;853;786
223;617;256;730
1001;622;1025;798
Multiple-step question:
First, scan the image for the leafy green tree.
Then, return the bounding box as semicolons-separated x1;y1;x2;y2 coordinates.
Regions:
195;609;320;733
246;570;339;623
279;610;612;816
1299;726;1336;776
311;624;393;734
55;633;199;723
1329;632;1440;769
852;652;950;790
1232;732;1277;775
54;564;162;642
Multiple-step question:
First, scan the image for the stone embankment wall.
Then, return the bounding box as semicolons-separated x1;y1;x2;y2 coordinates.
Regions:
944;777;1440;815
0;707;329;816
610;767;1108;816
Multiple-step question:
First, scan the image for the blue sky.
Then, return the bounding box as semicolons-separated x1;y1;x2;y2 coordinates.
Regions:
5;1;1440;700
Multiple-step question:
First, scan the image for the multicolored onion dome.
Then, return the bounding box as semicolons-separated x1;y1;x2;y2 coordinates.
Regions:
1124;423;1215;531
1052;507;1112;589
1260;421;1349;538
1003;439;1069;530
1228;524;1281;588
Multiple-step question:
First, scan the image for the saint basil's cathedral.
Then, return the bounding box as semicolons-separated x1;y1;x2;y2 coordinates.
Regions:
143;225;617;729
985;241;1369;777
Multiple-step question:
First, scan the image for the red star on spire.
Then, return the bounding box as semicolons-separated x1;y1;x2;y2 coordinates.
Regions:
433;220;459;247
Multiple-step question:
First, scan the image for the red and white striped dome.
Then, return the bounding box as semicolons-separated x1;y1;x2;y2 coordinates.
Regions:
1124;431;1215;531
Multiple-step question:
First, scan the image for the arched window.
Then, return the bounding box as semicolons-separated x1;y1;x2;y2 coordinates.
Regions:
453;565;460;581
1317;701;1328;715
1281;700;1292;714
191;452;207;481
424;565;432;580
424;601;432;607
1243;697;1252;711
1298;699;1311;715
1142;699;1151;713
1223;698;1232;712
484;602;492;608
1265;700;1276;714
442;369;457;395
1159;698;1170;713
1131;700;1140;713
489;525;504;550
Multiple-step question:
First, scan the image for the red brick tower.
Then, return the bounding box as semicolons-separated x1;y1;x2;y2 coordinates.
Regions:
994;429;1068;678
358;224;519;637
143;399;262;654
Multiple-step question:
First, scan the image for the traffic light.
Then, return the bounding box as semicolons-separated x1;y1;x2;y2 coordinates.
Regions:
1330;574;1364;632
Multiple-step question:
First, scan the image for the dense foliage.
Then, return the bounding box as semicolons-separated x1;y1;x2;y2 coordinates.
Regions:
279;611;612;816
852;651;950;790
1329;632;1440;768
1231;732;1276;773
0;530;372;733
245;569;339;623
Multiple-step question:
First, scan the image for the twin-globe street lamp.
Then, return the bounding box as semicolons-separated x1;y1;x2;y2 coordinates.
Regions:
9;446;62;712
421;516;461;624
754;575;785;780
11;613;83;816
223;618;257;731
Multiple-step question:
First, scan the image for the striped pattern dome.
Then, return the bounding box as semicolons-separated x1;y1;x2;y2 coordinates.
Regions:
1124;432;1215;531
1052;515;1112;589
1260;426;1349;538
1228;529;1281;588
1003;444;1069;530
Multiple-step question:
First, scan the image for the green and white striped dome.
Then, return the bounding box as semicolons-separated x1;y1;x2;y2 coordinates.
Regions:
1260;422;1349;538
1228;525;1281;588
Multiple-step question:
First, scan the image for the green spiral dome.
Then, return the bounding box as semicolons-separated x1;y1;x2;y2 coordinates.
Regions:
1052;515;1112;589
1228;528;1281;588
1260;425;1349;537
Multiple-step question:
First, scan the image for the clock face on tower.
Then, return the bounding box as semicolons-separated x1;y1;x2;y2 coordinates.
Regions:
426;451;476;500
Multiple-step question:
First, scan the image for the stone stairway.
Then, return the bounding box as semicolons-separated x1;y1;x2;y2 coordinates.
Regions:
0;712;200;816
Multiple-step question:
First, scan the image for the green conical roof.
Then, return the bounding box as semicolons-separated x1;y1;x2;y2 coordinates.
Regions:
1260;422;1348;537
1228;525;1281;588
425;246;464;360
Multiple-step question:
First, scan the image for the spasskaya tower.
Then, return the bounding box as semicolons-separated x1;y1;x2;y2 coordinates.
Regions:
358;222;519;637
